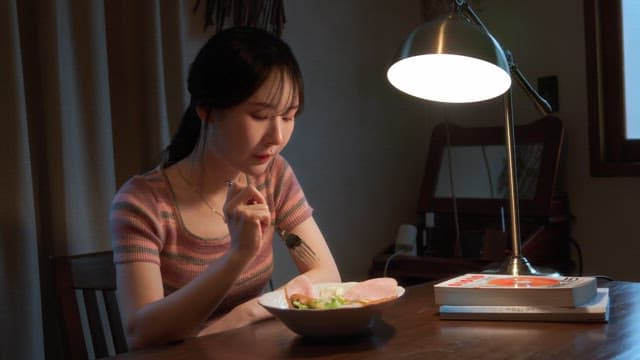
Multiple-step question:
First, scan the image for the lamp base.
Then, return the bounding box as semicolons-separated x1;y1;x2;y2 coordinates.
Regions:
482;255;560;277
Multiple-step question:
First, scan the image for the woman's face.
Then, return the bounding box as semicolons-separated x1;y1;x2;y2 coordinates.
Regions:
207;71;299;176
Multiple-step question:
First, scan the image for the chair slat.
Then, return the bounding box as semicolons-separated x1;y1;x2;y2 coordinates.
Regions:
104;290;128;353
83;289;108;358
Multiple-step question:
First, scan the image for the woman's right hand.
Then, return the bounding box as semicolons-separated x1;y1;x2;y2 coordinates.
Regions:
223;179;271;258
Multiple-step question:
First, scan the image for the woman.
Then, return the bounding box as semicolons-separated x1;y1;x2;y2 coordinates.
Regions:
109;26;341;350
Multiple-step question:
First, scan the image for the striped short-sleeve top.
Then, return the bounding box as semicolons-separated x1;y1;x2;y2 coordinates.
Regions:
109;155;313;316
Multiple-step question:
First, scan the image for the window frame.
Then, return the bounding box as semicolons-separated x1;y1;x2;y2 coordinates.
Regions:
584;0;640;176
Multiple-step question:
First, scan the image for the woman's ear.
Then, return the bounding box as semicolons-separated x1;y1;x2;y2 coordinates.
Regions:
195;106;213;123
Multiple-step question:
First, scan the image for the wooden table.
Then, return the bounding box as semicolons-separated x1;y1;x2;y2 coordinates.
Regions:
109;281;640;359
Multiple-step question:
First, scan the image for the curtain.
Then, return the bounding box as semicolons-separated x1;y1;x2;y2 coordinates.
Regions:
0;0;210;358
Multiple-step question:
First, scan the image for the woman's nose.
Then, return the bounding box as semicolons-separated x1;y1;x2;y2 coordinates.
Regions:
266;118;284;145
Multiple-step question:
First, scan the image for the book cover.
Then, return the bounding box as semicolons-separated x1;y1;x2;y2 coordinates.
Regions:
433;273;598;307
439;288;609;322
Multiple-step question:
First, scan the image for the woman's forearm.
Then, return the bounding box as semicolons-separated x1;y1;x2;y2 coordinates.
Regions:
121;250;253;350
301;265;341;284
197;297;273;336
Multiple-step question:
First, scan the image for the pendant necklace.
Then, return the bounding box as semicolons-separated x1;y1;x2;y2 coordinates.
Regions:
176;164;226;220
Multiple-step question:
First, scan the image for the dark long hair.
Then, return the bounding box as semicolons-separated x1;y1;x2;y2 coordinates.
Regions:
162;26;304;165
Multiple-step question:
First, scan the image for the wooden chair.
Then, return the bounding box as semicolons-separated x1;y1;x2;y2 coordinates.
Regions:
52;251;128;359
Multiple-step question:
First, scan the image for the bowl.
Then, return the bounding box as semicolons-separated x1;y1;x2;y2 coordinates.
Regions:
258;282;405;337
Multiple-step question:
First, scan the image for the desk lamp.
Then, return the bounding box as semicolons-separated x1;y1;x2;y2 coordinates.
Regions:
387;0;553;276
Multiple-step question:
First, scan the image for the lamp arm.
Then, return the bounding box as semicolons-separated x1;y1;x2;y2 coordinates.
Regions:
509;56;553;116
456;0;552;116
455;0;493;38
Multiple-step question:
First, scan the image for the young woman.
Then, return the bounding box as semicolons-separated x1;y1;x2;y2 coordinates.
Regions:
109;26;340;350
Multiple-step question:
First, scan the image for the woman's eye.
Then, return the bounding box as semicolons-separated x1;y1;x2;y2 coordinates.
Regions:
252;113;269;120
282;111;297;122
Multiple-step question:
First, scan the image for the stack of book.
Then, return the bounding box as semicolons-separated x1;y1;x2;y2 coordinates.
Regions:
434;273;609;322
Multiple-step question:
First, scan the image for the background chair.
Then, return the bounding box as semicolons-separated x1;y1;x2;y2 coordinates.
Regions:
52;250;128;359
369;116;575;284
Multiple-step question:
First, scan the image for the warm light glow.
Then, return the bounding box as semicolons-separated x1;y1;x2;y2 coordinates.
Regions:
387;54;511;103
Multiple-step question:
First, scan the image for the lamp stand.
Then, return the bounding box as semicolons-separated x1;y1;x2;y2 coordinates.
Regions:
482;89;558;277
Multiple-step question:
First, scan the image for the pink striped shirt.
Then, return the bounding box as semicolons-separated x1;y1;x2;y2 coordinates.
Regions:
109;155;312;317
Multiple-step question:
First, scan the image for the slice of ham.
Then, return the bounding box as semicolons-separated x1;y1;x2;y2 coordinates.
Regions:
344;277;398;305
283;276;399;309
284;274;317;308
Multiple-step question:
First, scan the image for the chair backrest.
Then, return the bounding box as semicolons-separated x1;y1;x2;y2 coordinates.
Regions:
52;251;128;359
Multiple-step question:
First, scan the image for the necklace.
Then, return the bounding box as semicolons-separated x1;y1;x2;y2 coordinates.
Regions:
176;164;226;220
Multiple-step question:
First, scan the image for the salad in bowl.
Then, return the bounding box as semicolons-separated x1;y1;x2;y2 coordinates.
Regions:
258;276;404;337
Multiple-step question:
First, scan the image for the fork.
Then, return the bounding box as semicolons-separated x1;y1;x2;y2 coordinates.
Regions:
281;231;319;266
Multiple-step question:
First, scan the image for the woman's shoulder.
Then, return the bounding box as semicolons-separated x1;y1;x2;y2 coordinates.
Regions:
270;154;293;176
264;155;294;186
113;166;171;205
267;154;307;195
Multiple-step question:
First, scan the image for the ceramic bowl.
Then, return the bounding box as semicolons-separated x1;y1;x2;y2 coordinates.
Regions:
258;282;405;337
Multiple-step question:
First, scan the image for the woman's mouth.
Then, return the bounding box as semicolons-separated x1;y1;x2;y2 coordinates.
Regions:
254;153;272;164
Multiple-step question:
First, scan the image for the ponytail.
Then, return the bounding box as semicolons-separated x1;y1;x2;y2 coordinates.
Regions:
162;106;201;166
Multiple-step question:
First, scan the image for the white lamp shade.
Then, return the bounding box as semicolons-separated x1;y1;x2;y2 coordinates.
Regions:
387;12;511;103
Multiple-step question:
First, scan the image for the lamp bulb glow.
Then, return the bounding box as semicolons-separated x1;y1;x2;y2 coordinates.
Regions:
387;54;511;103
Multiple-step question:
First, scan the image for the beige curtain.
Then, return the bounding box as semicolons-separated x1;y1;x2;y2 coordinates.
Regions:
0;0;209;358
